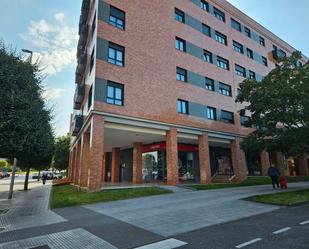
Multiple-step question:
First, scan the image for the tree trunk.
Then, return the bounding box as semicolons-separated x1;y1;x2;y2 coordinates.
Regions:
24;166;30;191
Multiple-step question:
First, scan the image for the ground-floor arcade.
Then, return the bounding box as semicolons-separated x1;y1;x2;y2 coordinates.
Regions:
68;113;308;191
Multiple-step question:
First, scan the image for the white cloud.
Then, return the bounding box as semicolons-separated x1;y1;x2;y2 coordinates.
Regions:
43;88;66;100
20;14;78;76
54;12;65;22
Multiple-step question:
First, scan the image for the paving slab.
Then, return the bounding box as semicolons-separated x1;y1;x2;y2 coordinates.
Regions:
84;181;309;236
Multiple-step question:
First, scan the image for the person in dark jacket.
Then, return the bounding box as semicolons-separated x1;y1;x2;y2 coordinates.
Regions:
42;173;47;185
268;165;280;189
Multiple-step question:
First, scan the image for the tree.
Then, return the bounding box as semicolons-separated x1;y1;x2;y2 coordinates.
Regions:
52;135;71;172
0;42;54;191
236;52;309;157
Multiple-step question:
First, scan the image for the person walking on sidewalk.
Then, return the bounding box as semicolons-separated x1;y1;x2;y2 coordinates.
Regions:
268;164;280;189
42;173;47;185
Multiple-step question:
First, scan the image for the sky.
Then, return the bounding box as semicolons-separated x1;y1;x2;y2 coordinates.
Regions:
1;0;308;137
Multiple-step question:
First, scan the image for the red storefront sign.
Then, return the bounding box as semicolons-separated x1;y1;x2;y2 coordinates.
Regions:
143;142;198;153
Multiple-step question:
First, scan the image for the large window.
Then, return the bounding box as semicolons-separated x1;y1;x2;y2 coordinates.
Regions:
219;82;231;97
108;42;124;66
259;36;265;46
246;48;253;59
240;115;250;127
233;40;243;54
202;23;211;37
217;56;229;70
176;67;187;82
215;31;227;45
231;18;241;32
221;110;234;124
244;27;251;38
204;50;213;63
109;6;125;29
175;37;186;52
175;8;185;23
213;7;225;22
200;0;209;11
106;81;124;106
205;77;214;91
262;56;268;66
178;99;188;114
248;70;256;80
235;64;246;77
207;106;216;120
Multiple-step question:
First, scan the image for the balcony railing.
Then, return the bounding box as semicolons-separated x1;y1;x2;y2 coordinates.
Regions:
77;25;89;51
74;84;85;106
71;114;83;136
76;52;87;75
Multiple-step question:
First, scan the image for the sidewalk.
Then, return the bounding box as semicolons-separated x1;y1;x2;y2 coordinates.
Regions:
0;181;66;233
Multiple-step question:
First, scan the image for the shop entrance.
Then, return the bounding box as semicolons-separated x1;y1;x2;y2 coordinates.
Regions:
209;146;233;176
142;150;166;182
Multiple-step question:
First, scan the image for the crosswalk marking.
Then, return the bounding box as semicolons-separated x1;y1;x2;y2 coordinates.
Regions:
134;238;187;249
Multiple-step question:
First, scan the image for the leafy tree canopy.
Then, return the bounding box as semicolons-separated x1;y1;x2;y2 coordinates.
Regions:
52;135;71;171
236;52;309;156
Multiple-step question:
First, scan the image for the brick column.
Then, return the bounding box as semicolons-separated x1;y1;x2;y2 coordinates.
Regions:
133;142;143;184
260;150;270;176
80;132;90;187
166;127;178;185
298;156;309;176
270;151;285;175
87;114;105;191
74;140;81;185
198;133;212;184
111;147;120;183
69;147;76;182
231;137;247;182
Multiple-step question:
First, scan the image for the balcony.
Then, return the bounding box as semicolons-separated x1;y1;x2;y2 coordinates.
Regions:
75;71;82;84
77;25;89;51
71;114;83;136
79;0;90;25
74;84;85;106
272;48;286;61
76;52;87;75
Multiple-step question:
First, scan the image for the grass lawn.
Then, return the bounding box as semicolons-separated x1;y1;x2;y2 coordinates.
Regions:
246;189;309;206
51;185;172;209
188;176;309;191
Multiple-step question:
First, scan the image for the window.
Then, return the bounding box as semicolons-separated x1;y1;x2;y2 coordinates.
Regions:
215;31;227;45
109;6;125;29
217;56;229;70
177;99;188;114
175;37;186;52
176;67;187;82
246;48;253;59
219;82;231;96
233;40;243;54
92;12;96;35
244;27;251;38
200;0;209;11
262;56;268;66
248;70;256;80
203;50;213;63
108;42;124;66
205;77;214;91
231;18;241;32
235;64;246;77
175;8;185;23
213;7;225;22
88;85;93;109
221;110;234;124
240;115;250;127
259;36;265;46
106;81;124;106
207;107;216;120
202;23;211;37
90;47;95;73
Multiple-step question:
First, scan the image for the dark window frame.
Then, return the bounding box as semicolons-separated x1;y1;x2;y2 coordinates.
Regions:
177;99;189;114
176;67;187;82
233;40;244;54
231;18;241;32
235;64;246;77
175;8;185;23
248;70;256;80
202;23;211;37
200;0;209;11
207;106;217;120
244;27;251;38
221;110;234;124
215;31;227;45
246;48;253;59
262;56;268;67
216;56;229;70
109;5;125;30
90;47;95;74
205;77;215;91
213;7;225;22
106;81;124;106
108;42;125;67
259;36;265;46
175;37;186;52
203;50;213;63
240;115;251;127
87;85;93;109
219;82;232;97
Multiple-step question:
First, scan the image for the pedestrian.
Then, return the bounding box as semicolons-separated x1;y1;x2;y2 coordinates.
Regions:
42;173;47;185
268;164;280;189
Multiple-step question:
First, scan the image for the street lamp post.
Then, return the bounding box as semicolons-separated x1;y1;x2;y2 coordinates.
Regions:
21;49;33;63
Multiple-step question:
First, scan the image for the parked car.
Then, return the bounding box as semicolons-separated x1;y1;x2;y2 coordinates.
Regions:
32;172;39;179
0;171;10;178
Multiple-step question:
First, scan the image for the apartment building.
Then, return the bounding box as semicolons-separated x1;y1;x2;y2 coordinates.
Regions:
69;0;309;191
